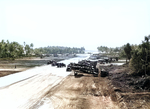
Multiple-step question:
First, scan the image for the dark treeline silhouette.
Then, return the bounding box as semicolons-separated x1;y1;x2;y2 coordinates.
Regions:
0;40;34;59
130;35;150;76
0;40;85;59
34;46;85;56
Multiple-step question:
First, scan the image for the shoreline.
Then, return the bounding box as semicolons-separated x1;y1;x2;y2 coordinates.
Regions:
0;68;29;77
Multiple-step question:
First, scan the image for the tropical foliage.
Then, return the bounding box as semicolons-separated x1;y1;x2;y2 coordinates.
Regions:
34;46;85;56
97;46;121;57
130;35;150;75
97;44;138;59
97;35;150;76
97;46;120;53
0;40;33;59
0;40;85;59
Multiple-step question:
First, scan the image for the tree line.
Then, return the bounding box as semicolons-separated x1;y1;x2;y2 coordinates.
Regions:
129;36;150;76
97;46;120;56
34;46;85;56
97;35;150;76
0;40;85;59
97;44;138;58
0;40;34;59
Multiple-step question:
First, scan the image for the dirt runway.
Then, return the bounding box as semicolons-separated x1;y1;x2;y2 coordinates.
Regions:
39;72;119;109
0;70;119;109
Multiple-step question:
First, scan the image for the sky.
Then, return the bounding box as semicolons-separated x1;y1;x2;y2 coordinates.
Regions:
0;0;150;51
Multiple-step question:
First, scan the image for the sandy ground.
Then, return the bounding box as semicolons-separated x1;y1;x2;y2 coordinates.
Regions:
0;69;66;108
0;68;119;109
40;73;119;109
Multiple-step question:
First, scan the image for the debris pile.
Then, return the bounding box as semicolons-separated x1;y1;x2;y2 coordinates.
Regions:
67;60;109;77
47;60;66;68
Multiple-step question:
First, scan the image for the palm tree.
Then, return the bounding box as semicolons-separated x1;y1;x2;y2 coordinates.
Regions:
25;44;30;56
30;43;34;56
